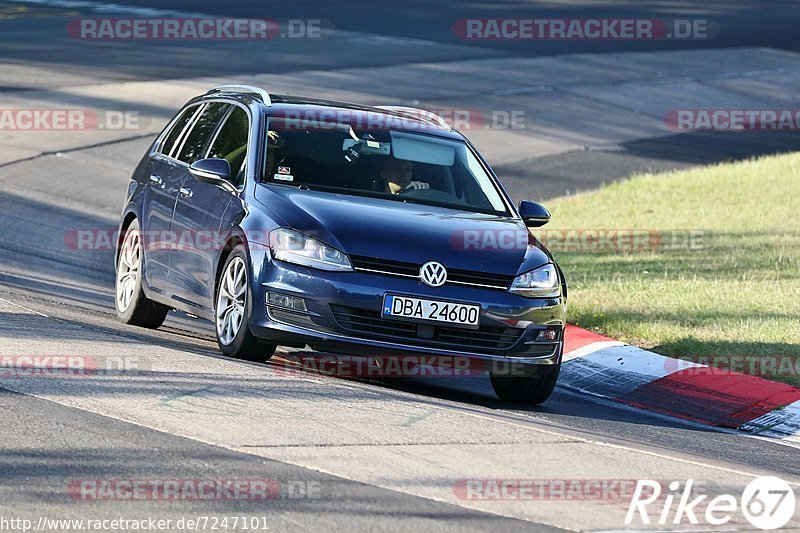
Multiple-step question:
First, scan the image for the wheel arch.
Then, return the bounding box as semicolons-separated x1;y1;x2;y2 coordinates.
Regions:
116;210;139;268
214;232;248;297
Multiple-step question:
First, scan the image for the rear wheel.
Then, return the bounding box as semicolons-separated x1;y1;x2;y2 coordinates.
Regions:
116;219;170;328
490;363;560;405
215;245;276;363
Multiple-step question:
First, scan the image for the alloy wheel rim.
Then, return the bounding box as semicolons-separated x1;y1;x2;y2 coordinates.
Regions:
216;257;247;345
116;228;141;313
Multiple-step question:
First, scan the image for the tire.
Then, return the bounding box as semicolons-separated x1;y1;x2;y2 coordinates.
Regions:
115;219;170;329
215;245;276;363
490;363;560;405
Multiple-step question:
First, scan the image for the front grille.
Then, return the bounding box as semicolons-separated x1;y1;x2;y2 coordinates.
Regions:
350;255;419;277
350;255;514;290
446;267;515;289
330;305;524;353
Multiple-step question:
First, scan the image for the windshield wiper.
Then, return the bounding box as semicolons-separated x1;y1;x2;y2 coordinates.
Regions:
265;180;313;191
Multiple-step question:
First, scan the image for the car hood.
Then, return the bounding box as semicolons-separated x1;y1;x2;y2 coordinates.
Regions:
255;185;551;276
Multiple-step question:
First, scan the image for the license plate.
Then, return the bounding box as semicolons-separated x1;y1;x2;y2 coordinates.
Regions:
382;294;480;328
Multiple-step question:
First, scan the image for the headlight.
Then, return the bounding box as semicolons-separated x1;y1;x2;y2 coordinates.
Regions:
508;263;560;298
269;229;352;272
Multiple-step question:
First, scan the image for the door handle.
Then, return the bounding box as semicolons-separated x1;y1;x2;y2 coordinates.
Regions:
149;175;163;186
179;187;193;198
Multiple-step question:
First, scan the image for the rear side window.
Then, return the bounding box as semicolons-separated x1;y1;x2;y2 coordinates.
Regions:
159;105;199;157
208;107;250;187
176;103;229;164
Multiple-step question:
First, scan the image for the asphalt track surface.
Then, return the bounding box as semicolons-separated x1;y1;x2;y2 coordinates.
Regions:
0;1;798;531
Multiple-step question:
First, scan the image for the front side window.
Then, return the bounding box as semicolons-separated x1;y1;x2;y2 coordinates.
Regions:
176;103;229;164
208;106;249;188
262;120;509;215
159;105;200;157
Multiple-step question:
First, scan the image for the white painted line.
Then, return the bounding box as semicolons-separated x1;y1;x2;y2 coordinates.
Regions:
561;344;709;405
589;345;704;379
563;340;625;361
0;295;50;317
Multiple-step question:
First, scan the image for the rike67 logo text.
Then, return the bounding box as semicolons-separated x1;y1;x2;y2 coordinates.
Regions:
626;477;796;530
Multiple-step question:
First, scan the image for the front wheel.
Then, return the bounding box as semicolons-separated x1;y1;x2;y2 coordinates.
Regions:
116;219;170;328
490;363;560;405
215;245;276;363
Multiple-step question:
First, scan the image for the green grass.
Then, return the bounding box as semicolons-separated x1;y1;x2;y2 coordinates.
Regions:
540;152;800;385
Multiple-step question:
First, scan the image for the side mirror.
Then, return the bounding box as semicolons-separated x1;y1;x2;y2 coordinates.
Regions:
189;158;236;193
519;200;551;228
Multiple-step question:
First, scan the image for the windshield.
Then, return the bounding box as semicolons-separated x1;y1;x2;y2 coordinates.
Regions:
262;120;510;216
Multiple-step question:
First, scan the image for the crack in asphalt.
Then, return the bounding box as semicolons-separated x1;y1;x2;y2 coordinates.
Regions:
0;132;154;170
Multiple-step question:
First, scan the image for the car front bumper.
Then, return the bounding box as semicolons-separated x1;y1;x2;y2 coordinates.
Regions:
248;247;566;368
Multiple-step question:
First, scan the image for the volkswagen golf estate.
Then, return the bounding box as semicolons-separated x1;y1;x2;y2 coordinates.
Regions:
115;85;567;404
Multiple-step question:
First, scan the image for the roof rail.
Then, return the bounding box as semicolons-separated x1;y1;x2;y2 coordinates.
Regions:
207;84;272;106
375;105;452;130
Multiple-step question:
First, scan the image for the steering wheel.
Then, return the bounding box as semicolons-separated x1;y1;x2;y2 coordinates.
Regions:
398;180;431;195
399;187;458;203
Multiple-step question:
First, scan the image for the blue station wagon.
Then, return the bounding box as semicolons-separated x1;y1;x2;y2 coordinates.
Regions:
115;85;567;404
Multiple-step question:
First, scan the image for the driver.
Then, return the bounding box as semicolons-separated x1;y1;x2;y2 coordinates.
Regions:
381;158;429;194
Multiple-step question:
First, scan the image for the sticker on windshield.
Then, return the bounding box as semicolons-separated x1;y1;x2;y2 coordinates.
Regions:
278;166;291;174
274;173;294;182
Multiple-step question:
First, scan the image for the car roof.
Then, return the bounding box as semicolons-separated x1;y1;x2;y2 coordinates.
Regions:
192;90;468;142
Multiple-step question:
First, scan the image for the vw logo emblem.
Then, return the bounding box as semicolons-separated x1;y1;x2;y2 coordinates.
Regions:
420;261;447;287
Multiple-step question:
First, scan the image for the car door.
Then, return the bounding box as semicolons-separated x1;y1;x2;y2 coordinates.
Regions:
168;102;246;310
140;104;202;291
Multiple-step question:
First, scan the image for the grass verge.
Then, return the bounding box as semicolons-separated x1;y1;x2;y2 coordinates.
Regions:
538;152;800;385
